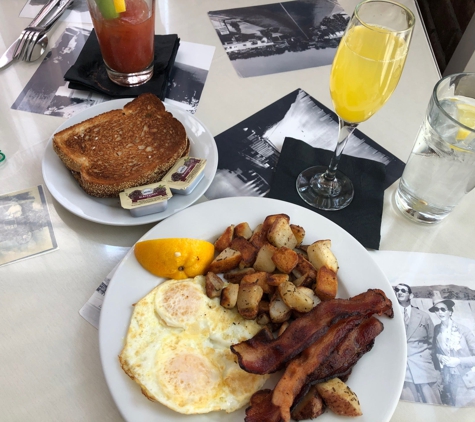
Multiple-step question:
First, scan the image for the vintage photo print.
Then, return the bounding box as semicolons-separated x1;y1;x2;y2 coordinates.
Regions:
0;185;58;267
205;88;404;200
12;26;108;118
208;0;349;77
381;252;475;408
11;26;214;117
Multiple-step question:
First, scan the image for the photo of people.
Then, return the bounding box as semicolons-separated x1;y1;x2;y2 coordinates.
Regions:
430;292;475;407
394;283;475;408
208;0;349;77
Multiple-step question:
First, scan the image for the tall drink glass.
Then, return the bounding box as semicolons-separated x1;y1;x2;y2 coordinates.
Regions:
395;73;475;223
296;0;414;210
86;0;155;87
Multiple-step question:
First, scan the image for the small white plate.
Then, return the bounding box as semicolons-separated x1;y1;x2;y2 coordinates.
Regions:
99;197;406;422
42;99;218;226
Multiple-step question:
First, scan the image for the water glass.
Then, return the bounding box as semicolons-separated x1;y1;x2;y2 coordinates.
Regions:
395;72;475;223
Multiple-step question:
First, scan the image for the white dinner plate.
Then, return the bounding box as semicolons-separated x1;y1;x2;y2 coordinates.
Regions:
42;99;218;226
99;197;406;422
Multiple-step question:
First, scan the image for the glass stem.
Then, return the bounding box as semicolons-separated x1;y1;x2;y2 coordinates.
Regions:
324;119;358;181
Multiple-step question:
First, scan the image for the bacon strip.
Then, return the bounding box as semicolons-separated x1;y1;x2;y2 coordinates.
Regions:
294;316;384;404
232;289;392;374
245;316;362;422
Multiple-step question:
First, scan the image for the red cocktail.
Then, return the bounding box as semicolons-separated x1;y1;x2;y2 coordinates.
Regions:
88;0;155;86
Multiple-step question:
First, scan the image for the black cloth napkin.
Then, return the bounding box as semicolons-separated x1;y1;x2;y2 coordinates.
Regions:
267;137;386;250
64;30;180;99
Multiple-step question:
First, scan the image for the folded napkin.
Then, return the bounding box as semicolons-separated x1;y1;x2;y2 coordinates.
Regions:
267;137;386;250
64;30;180;99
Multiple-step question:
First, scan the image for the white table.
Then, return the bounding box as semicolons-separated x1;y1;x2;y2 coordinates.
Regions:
1;1;474;421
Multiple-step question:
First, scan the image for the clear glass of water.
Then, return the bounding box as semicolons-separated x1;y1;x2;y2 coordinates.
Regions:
395;72;475;224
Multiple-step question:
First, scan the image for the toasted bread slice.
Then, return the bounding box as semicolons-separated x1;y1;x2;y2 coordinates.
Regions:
52;93;188;197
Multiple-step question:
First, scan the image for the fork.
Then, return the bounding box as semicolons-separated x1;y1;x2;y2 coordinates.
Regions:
17;27;45;61
16;0;75;62
12;0;61;60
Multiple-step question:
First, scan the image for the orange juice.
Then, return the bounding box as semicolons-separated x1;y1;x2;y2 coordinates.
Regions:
330;25;409;123
92;0;154;73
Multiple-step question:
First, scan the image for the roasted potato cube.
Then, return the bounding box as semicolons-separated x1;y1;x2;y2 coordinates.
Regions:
315;378;362;417
298;286;322;308
205;272;224;298
269;292;292;323
230;237;258;268
223;267;256;284
242;272;273;295
256;312;270;326
253;243;277;272
272;246;299;274
267;216;298;249
208;247;242;273
220;283;239;309
262;213;290;230
237;282;263;319
293;272;311;288
292;254;317;288
214;225;234;253
315;266;338;301
278;281;313;313
291;385;325;421
249;224;268;249
234;222;252;239
307;240;339;273
266;273;289;286
290;224;305;247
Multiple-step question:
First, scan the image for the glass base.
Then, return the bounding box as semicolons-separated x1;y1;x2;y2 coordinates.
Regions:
296;165;354;211
105;63;154;87
395;184;450;224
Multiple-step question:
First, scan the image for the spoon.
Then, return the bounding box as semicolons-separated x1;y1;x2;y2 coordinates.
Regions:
25;34;48;62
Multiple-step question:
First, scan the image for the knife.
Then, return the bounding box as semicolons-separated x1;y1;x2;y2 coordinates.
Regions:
0;0;62;70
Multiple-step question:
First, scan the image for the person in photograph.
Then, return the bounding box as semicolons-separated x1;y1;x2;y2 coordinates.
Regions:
394;283;442;404
430;291;475;407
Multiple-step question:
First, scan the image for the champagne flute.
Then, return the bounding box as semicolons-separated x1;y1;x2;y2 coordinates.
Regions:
296;0;415;210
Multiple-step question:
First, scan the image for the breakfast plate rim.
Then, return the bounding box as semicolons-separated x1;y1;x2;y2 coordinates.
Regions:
41;98;218;226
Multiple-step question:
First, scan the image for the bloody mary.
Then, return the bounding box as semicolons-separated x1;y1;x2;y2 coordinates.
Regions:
88;0;155;86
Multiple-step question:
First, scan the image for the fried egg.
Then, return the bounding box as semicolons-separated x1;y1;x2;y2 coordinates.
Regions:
119;276;268;414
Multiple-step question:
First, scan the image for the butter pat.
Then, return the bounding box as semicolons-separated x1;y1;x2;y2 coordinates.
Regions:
120;183;172;217
162;157;206;195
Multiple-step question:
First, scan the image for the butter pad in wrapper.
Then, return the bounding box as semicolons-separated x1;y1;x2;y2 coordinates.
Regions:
120;183;172;217
162;157;206;195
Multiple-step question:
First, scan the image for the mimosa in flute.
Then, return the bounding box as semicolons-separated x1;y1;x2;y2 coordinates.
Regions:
296;0;414;211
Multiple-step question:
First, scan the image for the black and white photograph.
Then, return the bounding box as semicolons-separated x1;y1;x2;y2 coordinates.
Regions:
208;0;349;77
164;41;216;114
205;88;405;200
11;26;215;117
393;282;475;408
0;185;58;267
376;251;475;410
11;26;108;118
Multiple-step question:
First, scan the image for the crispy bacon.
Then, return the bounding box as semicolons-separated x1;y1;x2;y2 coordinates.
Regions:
245;316;363;422
294;316;384;404
231;289;392;374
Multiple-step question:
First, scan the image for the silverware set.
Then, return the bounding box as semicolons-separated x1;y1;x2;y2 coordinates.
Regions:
0;0;74;69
